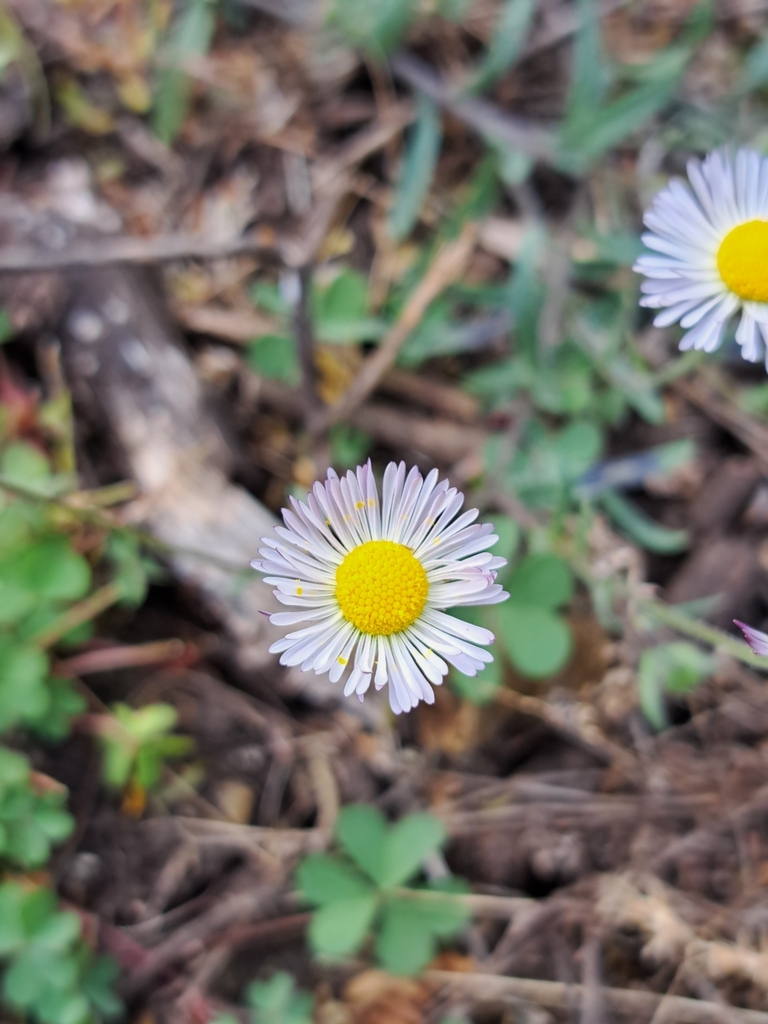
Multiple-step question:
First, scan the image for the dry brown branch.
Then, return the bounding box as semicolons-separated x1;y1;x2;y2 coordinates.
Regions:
426;971;768;1023
390;53;558;163
311;221;479;433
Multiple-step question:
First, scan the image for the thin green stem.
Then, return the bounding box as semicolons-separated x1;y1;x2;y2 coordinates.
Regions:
640;599;768;671
31;582;123;649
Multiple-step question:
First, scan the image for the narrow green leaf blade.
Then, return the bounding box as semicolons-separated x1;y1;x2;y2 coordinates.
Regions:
388;94;442;241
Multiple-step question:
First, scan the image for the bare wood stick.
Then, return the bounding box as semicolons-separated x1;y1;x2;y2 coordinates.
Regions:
0;229;280;274
58;639;187;676
390;52;558;163
312;221;478;433
426;971;768;1024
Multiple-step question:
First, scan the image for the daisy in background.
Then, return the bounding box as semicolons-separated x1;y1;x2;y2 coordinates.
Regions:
634;147;768;365
251;461;508;714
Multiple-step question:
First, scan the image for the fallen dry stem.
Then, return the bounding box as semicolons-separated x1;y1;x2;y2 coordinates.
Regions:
426;971;768;1023
312;221;478;433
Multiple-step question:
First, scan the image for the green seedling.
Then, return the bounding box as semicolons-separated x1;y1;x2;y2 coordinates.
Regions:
297;804;469;975
0;882;121;1024
0;746;73;869
93;703;192;793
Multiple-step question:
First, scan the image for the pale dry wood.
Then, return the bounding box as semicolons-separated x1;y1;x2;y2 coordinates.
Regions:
426;971;768;1023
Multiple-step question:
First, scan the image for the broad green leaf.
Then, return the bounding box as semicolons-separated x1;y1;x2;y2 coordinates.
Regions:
506;554;574;609
33;910;81;951
36;805;75;844
466;0;536;94
450;651;502;705
1;538;90;602
297;853;375;906
599;489;690;554
83;956;123;1018
379;812;446;888
392;891;469;936
0;745;29;786
115;702;177;740
496;603;572;678
335;804;388;884
376;901;437;975
389;94;442;241
0;884;26;953
486;514;520;564
0;639;49;732
247;335;301;386
0;441;51;483
308;894;378;958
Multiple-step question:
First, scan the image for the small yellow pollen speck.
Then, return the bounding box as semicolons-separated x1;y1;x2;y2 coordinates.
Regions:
335;540;429;636
356;501;365;509
296;586;303;595
338;656;348;665
368;498;376;507
717;220;768;303
325;519;331;526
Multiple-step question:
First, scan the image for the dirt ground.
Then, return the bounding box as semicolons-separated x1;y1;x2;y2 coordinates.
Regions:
4;0;768;1022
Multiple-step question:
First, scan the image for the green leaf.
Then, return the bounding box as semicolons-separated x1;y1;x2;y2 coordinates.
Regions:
1;538;90;602
565;0;609;124
335;804;388;884
297;854;375;906
33;911;81;951
639;642;714;730
308;894;378;958
0;884;26;954
247;335;301;385
329;425;371;470
560;78;679;172
486;515;520;564
599;489;690;554
330;0;416;58
0;639;49;732
0;745;29;786
0;441;51;484
388;94;442;241
83;956;123;1019
107;533;149;607
495;603;572;678
376;901;437;975
379;812;446;889
506;554;573;609
152;0;216;144
313;269;386;344
450;650;503;705
465;0;536;94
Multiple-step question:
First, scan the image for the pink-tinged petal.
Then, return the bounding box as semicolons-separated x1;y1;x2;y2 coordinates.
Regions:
734;620;768;657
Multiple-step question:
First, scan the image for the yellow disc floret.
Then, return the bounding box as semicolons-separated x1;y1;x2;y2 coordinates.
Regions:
717;220;768;303
335;540;428;636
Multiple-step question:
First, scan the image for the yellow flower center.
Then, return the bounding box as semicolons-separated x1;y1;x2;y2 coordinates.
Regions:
335;540;428;636
716;220;768;303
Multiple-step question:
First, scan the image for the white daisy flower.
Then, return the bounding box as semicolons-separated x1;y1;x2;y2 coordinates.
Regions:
251;461;509;715
634;147;768;365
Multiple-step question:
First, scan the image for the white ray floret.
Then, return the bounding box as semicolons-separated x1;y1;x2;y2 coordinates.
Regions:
634;147;768;366
251;461;509;714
